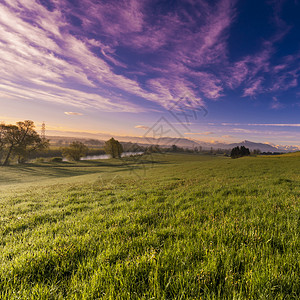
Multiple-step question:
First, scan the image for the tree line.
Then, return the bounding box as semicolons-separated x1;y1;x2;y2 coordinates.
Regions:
0;120;261;165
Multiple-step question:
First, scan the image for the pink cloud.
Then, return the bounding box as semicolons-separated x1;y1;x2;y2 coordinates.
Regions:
190;72;224;99
77;0;236;99
0;0;298;114
0;0;238;110
273;64;287;72
64;112;83;116
243;78;264;97
184;132;213;135
270;96;284;109
135;125;149;130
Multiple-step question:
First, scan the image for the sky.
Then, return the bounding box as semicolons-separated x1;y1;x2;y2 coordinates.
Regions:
0;0;300;146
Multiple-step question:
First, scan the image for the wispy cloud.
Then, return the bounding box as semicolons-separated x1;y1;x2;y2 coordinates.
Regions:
0;0;237;111
270;96;284;109
64;112;83;116
184;132;213;135
221;123;300;127
0;0;299;114
243;78;264;97
135;125;149;130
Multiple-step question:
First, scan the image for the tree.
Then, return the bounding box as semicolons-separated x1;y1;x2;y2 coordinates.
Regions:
230;146;250;159
146;145;161;154
62;141;88;161
104;138;123;158
171;144;178;152
15;121;49;163
1;120;49;165
240;146;250;157
0;123;7;161
1;124;19;165
230;146;240;159
253;149;261;155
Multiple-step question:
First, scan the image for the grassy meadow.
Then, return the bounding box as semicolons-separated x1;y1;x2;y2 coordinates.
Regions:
0;153;300;299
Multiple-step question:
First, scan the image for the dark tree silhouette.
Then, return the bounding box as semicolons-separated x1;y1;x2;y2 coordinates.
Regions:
171;144;179;152
230;146;250;159
240;146;250;156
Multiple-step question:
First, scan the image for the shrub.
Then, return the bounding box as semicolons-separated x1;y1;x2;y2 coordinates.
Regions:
50;157;63;163
34;158;45;163
62;142;88;161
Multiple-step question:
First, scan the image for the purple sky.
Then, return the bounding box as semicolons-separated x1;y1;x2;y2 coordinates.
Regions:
1;0;300;146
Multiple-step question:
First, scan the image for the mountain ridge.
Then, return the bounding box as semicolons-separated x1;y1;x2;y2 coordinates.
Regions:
47;132;300;153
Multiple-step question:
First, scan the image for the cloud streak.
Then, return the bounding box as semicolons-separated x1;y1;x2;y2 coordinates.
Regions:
0;0;299;114
64;112;83;116
221;123;300;127
184;132;214;135
0;0;234;112
135;125;149;130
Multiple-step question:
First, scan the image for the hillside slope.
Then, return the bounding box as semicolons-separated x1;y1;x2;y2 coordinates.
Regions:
1;154;300;299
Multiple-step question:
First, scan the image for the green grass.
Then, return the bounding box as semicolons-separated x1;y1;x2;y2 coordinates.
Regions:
0;153;300;299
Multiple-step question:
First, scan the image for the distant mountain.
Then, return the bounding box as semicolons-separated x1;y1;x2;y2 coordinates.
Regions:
47;133;299;153
117;137;289;152
116;136;201;148
213;140;282;152
268;143;300;152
